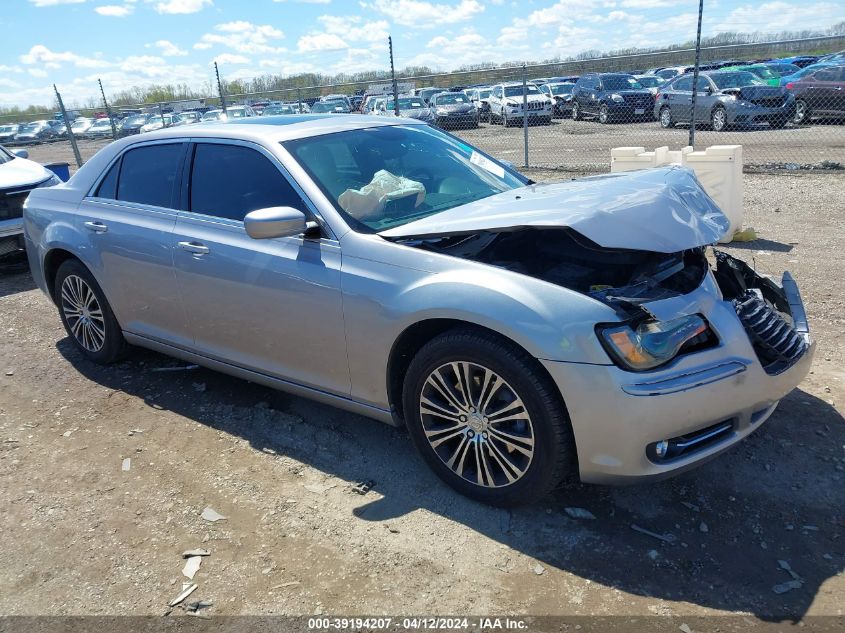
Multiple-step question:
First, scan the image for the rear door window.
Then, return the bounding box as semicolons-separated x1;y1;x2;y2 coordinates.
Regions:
674;76;693;91
188;142;306;222
117;143;184;208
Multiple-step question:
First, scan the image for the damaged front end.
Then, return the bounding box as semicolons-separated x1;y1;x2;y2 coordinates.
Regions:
391;226;810;375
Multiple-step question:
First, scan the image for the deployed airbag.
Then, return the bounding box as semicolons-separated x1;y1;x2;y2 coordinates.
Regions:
339;170;425;220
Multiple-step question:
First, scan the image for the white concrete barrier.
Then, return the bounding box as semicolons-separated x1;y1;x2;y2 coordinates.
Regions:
610;144;744;243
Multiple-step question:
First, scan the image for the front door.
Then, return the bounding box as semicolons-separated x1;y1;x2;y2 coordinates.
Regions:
171;140;349;395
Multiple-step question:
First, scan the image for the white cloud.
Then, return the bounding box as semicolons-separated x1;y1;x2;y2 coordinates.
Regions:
212;53;251;65
317;15;389;43
20;45;112;69
0;78;21;89
28;0;85;6
150;39;188;56
273;0;331;3
28;68;50;78
363;0;484;27
153;0;212;14
297;32;348;52
620;0;676;8
95;4;133;16
195;21;285;54
710;2;844;34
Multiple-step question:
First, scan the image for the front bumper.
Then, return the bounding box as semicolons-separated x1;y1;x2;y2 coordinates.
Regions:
543;270;814;484
728;100;796;124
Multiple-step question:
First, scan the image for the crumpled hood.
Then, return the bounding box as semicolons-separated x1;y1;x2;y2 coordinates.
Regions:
0;156;52;189
381;166;730;253
436;103;473;113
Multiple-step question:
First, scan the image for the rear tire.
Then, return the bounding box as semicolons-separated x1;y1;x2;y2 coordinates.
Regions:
793;99;809;124
402;328;575;507
54;259;126;364
659;106;674;128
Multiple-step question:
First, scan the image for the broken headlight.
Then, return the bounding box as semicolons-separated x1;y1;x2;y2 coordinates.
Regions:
598;314;709;371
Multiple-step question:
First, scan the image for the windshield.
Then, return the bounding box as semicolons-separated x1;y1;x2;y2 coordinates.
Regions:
477;89;491;98
312;102;348;113
504;85;541;97
284;124;527;233
745;66;776;80
766;63;799;76
71;120;90;129
19;123;41;132
263;106;293;115
0;126;15;133
202;111;222;120
603;75;644;90
710;71;766;89
125;115;148;125
0;146;14;164
635;76;662;88
548;83;575;94
228;109;248;118
388;98;426;110
434;93;468;105
91;119;111;128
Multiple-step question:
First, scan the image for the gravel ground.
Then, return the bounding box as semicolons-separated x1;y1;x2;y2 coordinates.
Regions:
17;117;845;174
0;163;844;622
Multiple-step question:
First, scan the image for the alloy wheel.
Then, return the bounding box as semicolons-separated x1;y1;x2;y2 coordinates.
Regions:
60;274;106;352
660;107;672;128
418;361;535;488
599;105;609;124
794;100;807;124
712;107;727;132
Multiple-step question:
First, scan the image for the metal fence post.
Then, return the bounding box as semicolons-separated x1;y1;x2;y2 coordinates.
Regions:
389;36;400;117
98;78;118;141
53;84;82;168
522;63;529;169
214;61;228;116
689;0;704;147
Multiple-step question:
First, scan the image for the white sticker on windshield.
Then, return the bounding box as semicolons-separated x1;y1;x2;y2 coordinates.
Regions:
470;151;506;179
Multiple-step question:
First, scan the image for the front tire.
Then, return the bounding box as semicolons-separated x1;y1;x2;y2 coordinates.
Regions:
598;104;610;124
572;102;581;121
55;259;126;364
711;106;728;132
402;329;575;506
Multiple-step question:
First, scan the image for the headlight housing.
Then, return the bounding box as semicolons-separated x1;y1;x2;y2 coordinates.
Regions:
597;314;709;371
611;93;624;103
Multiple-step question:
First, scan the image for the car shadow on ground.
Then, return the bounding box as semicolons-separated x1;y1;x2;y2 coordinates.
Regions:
0;256;35;297
721;238;795;253
57;340;844;622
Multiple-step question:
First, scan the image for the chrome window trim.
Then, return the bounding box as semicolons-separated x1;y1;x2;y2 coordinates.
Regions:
179;136;337;242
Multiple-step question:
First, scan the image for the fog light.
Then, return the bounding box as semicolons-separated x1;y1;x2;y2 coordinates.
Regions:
654;440;670;458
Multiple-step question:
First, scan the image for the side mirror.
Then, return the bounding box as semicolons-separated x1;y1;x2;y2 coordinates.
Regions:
244;206;307;239
13;149;29;159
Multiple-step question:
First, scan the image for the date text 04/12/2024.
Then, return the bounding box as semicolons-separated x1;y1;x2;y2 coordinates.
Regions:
306;617;529;630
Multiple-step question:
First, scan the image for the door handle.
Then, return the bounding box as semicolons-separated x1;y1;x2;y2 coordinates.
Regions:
84;221;108;233
178;241;210;255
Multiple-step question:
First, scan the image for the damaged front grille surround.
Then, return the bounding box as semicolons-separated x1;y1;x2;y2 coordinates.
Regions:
713;249;809;376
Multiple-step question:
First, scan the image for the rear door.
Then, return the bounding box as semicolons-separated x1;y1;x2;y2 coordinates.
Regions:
75;141;191;346
692;75;716;123
171;139;349;394
669;75;694;121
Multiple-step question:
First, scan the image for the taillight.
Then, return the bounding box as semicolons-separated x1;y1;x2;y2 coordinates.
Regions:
785;82;794;90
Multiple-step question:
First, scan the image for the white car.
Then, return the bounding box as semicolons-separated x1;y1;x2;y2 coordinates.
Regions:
0;145;60;257
201;106;256;122
140;114;177;134
487;82;553;126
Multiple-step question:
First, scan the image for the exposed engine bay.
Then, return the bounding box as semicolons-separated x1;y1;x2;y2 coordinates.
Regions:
395;227;709;317
394;228;809;375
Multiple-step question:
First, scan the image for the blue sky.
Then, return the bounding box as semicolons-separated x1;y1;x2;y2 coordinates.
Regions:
1;0;843;108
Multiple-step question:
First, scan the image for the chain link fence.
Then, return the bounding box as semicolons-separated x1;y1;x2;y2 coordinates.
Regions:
3;36;843;174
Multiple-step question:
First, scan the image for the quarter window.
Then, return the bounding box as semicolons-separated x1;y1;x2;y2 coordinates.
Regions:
117;143;184;208
189;143;306;221
95;160;119;199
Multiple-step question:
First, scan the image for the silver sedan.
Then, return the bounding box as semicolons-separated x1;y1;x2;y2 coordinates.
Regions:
23;116;813;505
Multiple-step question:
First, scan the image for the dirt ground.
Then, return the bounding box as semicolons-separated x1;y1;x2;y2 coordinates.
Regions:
0;165;844;623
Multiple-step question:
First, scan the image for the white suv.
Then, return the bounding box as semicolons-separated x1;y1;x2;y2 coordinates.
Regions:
487;82;552;126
